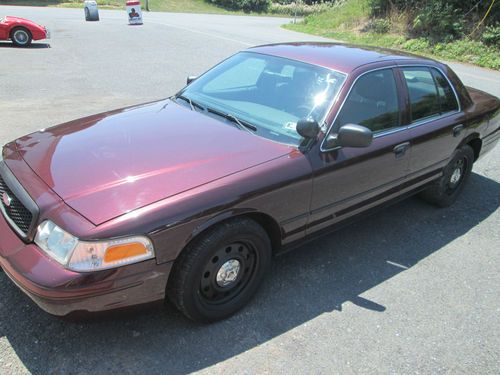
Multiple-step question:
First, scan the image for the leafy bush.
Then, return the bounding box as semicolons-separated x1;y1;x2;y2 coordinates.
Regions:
365;18;390;33
274;0;337;4
482;24;500;46
270;1;334;16
401;38;430;52
207;0;270;12
412;2;463;41
432;39;500;70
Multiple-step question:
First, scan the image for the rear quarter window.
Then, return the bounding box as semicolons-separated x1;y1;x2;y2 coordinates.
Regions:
431;68;459;113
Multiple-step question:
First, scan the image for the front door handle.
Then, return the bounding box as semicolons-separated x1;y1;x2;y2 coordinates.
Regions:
453;124;464;137
393;142;410;158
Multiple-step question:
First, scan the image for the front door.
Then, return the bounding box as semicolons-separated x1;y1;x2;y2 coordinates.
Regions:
307;67;411;234
0;22;8;40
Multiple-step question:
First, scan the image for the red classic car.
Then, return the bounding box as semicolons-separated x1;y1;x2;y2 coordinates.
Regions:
0;16;50;46
0;43;499;322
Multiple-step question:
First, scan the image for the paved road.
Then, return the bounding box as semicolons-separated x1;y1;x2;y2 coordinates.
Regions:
0;6;499;375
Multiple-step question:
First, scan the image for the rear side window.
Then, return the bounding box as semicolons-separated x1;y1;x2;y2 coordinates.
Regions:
402;67;440;122
334;68;400;133
432;68;459;113
402;67;459;123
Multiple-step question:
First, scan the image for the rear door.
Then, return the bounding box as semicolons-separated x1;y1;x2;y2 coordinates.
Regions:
399;66;464;181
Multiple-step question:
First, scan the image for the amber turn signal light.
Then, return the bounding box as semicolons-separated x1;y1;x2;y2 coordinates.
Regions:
104;242;149;263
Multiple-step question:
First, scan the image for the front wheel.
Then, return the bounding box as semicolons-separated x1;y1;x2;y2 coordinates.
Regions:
420;145;474;207
167;217;272;323
10;27;32;47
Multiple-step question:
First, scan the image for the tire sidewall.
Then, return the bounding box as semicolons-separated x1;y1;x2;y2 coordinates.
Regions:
436;146;474;205
181;221;271;322
11;28;32;47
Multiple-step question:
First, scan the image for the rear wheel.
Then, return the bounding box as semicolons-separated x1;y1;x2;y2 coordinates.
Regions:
85;7;90;21
10;27;32;47
420;145;474;207
167;217;272;323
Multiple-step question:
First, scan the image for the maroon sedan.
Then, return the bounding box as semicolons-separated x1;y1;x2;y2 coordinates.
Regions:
0;43;499;322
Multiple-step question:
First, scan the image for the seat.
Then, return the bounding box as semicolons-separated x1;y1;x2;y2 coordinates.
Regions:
336;72;397;132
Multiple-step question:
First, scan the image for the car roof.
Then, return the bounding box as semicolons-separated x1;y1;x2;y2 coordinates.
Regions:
248;42;436;74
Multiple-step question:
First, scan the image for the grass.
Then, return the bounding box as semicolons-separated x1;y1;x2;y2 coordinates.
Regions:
285;0;500;70
1;0;276;14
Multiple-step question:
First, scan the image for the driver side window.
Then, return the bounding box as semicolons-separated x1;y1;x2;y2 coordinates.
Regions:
334;68;400;133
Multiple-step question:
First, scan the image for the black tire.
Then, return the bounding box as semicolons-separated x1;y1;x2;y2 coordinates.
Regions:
167;217;272;323
10;27;32;47
85;8;90;21
420;145;474;207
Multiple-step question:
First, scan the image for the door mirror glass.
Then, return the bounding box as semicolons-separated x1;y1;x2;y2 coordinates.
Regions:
296;118;320;139
325;124;373;149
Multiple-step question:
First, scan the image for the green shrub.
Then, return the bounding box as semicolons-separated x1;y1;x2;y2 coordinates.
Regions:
482;24;500;46
401;38;430;52
269;1;334;16
365;18;390;33
207;0;270;12
412;2;463;41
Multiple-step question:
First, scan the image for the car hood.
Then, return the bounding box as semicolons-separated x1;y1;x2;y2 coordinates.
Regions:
15;100;293;225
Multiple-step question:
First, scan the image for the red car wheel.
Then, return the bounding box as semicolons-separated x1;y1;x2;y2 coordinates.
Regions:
10;27;32;47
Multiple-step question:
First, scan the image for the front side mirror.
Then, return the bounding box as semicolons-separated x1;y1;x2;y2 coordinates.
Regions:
325;124;373;149
186;75;198;85
296;118;320;139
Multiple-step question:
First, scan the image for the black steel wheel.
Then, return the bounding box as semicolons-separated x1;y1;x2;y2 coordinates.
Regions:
199;241;257;305
420;145;474;207
167;217;272;323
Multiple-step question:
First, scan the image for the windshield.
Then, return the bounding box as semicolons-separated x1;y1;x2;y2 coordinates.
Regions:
178;52;346;146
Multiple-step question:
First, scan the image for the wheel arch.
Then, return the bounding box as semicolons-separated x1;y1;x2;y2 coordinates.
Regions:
185;210;282;256
458;133;482;161
10;26;32;38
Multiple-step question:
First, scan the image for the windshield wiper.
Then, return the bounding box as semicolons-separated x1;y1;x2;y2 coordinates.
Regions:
206;107;257;133
174;94;205;112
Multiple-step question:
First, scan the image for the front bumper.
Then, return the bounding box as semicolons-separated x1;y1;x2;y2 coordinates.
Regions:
0;212;172;316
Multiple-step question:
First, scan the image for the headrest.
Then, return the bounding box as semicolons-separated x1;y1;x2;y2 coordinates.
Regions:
355;74;385;101
293;68;316;87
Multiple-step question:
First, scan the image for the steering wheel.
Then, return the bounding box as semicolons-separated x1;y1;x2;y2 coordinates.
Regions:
295;105;313;119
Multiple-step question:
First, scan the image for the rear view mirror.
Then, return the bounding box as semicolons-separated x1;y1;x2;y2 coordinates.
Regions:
324;124;373;149
187;76;198;85
296;118;320;139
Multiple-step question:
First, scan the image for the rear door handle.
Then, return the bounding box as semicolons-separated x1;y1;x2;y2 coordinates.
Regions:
393;142;410;158
453;124;464;137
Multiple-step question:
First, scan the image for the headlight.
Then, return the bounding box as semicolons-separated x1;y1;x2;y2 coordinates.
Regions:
35;220;155;272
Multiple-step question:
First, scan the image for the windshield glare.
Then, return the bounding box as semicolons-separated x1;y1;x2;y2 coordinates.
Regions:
179;52;346;146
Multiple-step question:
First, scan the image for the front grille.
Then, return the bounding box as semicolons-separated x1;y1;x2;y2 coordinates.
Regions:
0;174;33;235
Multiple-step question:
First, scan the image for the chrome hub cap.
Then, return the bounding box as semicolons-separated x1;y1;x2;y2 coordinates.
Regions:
216;259;241;287
450;167;462;185
14;30;28;44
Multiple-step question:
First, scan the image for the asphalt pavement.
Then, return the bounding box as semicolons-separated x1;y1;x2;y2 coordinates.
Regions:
0;6;499;374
